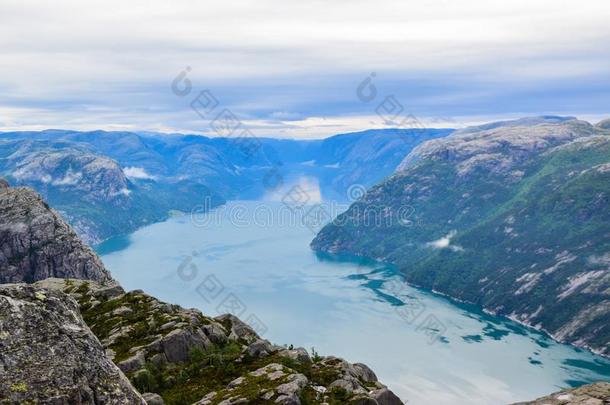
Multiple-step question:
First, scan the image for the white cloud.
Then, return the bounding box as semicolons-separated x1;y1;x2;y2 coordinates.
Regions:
123;166;156;180
52;169;83;186
0;0;609;136
426;230;464;252
427;231;455;249
109;187;132;197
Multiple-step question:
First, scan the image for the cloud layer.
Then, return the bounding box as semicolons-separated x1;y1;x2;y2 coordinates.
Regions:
1;0;609;137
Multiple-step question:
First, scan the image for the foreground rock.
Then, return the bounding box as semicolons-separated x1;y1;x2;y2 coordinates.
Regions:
513;382;610;404
0;186;114;284
39;278;405;405
0;283;144;404
195;358;403;405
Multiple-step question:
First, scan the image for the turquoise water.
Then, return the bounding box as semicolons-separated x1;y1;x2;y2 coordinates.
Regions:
97;201;610;405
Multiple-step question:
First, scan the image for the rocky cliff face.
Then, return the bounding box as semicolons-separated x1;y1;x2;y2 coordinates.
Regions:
0;184;114;284
0;283;144;404
312;116;610;355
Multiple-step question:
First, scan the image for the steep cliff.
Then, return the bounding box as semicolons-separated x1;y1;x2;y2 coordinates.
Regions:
0;184;114;284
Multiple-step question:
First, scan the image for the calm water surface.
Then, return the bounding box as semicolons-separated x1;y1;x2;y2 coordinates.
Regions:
97;201;610;405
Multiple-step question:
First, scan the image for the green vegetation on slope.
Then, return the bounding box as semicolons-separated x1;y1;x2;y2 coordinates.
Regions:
312;119;610;355
60;280;398;405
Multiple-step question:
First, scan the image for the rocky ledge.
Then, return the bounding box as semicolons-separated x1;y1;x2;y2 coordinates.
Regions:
33;278;404;405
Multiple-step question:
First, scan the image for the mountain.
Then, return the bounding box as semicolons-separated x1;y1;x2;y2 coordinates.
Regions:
0;140;224;244
0;182;115;284
0;128;452;200
597;119;610;130
312;116;610;356
0;187;404;405
0;128;451;242
302;128;454;198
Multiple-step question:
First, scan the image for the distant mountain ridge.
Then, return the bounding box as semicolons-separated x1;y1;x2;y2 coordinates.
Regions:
0;138;223;243
0;127;452;198
0;127;452;243
312;116;610;356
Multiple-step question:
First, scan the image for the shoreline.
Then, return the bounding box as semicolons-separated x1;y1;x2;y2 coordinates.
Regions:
313;247;610;363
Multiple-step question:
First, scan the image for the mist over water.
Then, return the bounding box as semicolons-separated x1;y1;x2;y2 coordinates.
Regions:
97;201;610;405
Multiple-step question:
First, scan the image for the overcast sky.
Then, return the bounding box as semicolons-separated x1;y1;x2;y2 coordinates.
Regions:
1;0;609;138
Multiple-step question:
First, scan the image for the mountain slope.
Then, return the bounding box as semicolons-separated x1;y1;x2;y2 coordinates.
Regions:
0;140;224;243
312;117;610;355
310;128;453;197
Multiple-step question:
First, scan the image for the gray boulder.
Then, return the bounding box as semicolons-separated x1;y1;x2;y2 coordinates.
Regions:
246;339;274;358
142;392;165;405
216;313;259;343
277;347;312;364
372;388;404;405
353;362;378;382
160;328;212;362
117;350;146;373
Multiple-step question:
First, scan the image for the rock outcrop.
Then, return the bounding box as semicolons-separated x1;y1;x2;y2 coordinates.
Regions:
513;382;610;404
0;186;114;284
195;358;403;405
38;278;405;405
0;283;144;404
